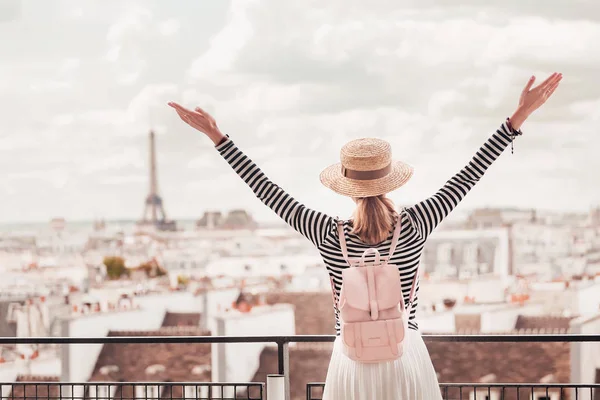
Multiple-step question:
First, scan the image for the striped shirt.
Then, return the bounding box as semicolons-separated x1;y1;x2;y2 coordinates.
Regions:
216;121;516;335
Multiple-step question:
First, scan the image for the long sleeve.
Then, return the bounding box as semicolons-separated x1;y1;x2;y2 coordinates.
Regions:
406;121;516;239
216;138;335;248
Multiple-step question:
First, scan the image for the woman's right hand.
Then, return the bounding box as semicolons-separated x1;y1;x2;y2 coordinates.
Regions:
168;102;226;145
510;72;563;130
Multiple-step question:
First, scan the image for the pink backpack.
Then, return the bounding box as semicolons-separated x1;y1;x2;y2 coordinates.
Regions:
331;213;419;363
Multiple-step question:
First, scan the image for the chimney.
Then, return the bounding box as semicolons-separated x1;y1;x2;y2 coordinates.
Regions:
200;291;209;331
443;298;457;310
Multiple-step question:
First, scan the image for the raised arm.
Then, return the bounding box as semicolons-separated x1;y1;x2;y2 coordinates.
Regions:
167;102;335;248
406;72;563;239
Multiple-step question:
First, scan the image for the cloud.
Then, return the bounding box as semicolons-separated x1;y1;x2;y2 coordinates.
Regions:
67;6;84;20
99;174;147;185
51;114;75;126
2;1;600;223
188;0;257;81
187;1;600;121
106;5;153;43
28;80;72;93
569;98;600;122
427;90;469;118
117;71;141;85
125;83;179;127
79;147;145;175
187;153;223;169
60;58;81;74
105;46;121;63
0;135;41;152
0;0;20;22
158;19;180;36
8;168;70;189
77;109;132;126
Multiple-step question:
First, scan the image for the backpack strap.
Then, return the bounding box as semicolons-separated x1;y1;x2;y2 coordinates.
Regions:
388;208;419;311
339;211;403;265
337;219;351;265
332;217;349;309
330;276;340;310
386;211;403;262
406;265;420;310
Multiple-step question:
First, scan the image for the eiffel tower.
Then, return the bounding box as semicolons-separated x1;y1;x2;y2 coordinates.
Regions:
138;130;176;231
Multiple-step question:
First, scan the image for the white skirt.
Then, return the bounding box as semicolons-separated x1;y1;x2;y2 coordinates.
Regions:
323;329;443;400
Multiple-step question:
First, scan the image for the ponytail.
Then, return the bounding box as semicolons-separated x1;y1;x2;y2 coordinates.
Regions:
352;195;397;245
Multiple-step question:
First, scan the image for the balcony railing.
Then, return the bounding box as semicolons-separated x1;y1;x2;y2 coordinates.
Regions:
1;334;600;400
0;382;264;400
306;383;600;400
2;381;600;400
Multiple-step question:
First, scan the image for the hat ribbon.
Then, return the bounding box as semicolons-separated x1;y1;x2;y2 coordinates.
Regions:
341;163;392;180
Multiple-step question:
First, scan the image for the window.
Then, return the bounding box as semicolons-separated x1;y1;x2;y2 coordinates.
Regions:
6;303;21;322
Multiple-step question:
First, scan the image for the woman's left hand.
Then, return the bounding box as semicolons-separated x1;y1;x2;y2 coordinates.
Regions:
168;102;226;145
510;72;563;130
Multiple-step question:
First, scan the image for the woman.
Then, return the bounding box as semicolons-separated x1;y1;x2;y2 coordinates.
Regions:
168;72;562;399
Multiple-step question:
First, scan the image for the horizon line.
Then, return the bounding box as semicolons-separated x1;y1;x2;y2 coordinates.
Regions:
0;204;598;226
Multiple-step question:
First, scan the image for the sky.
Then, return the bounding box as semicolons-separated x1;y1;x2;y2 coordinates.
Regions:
1;0;600;224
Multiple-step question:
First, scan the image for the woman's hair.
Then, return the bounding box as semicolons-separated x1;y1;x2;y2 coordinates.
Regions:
352;195;397;245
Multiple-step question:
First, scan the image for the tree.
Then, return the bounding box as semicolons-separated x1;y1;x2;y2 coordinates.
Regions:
177;275;190;287
103;256;129;280
137;259;167;278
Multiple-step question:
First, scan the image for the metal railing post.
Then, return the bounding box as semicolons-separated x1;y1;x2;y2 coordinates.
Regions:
277;339;290;400
267;374;285;400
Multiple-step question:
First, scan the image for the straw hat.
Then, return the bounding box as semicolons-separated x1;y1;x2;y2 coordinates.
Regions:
319;138;414;198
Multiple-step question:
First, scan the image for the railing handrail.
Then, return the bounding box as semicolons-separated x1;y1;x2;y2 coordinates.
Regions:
1;333;600;345
440;383;600;388
0;381;263;386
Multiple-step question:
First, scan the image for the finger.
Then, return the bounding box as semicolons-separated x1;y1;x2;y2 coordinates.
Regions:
176;111;190;123
536;72;560;90
546;85;559;99
195;107;217;125
522;75;536;95
169;102;189;114
175;109;194;124
539;72;558;86
542;75;562;95
195;107;213;120
174;108;188;118
168;102;194;115
544;73;562;89
176;109;208;131
545;80;561;98
168;101;184;110
177;112;202;130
